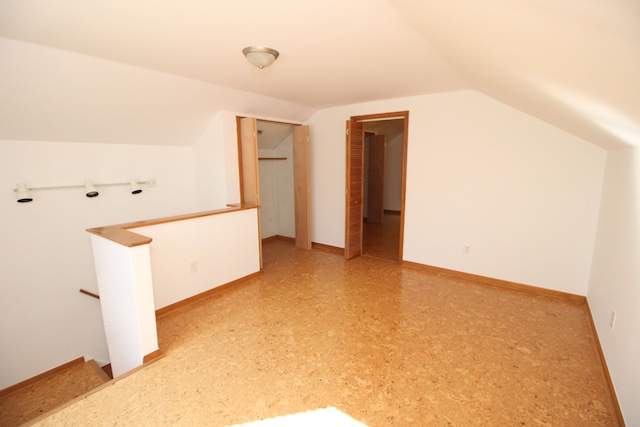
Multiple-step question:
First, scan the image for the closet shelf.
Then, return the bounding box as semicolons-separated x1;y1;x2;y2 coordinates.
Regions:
258;157;287;161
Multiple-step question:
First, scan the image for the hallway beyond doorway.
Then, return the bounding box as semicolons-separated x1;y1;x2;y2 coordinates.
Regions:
363;211;401;261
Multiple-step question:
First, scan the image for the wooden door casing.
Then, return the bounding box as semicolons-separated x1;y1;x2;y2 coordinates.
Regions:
293;125;311;250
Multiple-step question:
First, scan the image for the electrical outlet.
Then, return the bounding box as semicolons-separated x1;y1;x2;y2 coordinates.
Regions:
190;261;198;274
463;245;471;255
610;310;616;330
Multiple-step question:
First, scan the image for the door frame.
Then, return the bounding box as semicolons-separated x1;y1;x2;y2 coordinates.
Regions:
236;116;311;255
345;111;409;262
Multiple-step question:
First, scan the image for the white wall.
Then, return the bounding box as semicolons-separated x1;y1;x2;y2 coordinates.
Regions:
193;112;232;210
587;147;640;425
384;130;404;212
134;208;260;310
0;139;200;389
258;135;295;239
307;90;606;295
363;121;404;212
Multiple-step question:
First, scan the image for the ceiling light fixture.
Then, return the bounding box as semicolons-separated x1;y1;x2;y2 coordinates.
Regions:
130;178;142;194
85;180;99;198
13;178;155;203
242;46;279;69
15;183;33;203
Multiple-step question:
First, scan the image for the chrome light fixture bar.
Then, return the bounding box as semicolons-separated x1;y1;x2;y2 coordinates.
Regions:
14;178;156;203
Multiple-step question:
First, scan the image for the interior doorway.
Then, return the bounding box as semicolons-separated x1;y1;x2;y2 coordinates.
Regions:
237;117;311;267
345;111;408;262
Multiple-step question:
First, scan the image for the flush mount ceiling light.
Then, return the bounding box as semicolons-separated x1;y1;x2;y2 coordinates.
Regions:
242;46;279;69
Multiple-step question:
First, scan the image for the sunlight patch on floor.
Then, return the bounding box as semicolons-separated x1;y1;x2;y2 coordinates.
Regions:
228;407;368;426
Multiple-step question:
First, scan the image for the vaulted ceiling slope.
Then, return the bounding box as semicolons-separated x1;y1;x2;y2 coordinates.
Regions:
0;0;637;149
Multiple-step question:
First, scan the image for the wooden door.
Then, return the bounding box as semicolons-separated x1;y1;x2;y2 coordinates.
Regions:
293;125;311;249
239;117;262;266
366;134;386;224
345;120;365;260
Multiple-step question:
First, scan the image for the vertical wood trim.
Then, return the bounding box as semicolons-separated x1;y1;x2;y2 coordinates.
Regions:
398;112;408;262
345;120;365;260
293;125;312;250
235;116;246;204
239;117;263;268
239;117;259;206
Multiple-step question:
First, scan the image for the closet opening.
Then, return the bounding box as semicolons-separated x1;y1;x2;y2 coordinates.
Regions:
237;117;311;267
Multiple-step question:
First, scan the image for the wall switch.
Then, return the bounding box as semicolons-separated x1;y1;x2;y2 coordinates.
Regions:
190;261;198;274
463;245;471;255
610;310;616;330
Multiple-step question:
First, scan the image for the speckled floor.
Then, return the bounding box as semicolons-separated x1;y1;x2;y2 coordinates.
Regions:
363;212;401;261
0;360;109;427
30;239;616;426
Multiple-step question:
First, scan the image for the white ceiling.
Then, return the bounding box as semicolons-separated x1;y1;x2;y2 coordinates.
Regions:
0;0;638;149
257;121;294;151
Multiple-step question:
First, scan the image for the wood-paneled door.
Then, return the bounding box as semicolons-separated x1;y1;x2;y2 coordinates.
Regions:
345;120;365;260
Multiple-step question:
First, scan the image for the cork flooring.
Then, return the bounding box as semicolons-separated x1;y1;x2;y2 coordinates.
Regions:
0;360;110;426
363;211;401;261
27;238;617;426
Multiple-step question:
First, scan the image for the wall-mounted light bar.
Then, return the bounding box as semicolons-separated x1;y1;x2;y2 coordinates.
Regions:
14;178;156;203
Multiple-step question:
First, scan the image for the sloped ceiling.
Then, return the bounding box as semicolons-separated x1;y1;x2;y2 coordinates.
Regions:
389;0;640;149
0;0;638;149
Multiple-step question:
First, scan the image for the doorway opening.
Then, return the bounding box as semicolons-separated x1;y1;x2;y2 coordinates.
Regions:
345;111;408;262
236;117;311;267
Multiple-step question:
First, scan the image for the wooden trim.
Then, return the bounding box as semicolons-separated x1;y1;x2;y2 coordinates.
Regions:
264;238;341;255
398;112;408;262
155;271;262;318
240;117;304;127
143;349;163;364
79;289;100;300
0;357;84;397
236;115;245;205
402;261;586;301
351;111;410;121
262;235;295;243
583;302;626;427
86;204;259;247
258;157;287;161
311;242;344;256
